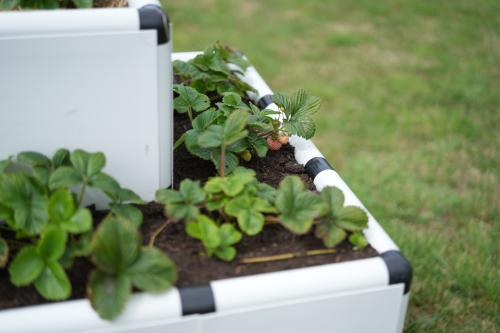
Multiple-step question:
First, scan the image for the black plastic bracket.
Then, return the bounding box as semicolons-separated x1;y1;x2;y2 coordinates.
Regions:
304;157;334;179
257;94;273;109
138;4;169;45
178;285;216;316
381;250;413;294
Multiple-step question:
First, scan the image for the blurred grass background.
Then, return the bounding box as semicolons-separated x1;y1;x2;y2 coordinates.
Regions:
163;0;500;331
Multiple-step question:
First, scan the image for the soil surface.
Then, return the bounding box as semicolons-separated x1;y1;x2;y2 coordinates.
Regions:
0;110;378;311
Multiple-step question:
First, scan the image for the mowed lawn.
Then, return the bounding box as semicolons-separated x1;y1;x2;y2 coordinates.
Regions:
163;0;500;331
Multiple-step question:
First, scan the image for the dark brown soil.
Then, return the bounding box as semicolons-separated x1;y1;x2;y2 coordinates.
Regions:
173;112;314;190
0;110;377;311
140;204;378;288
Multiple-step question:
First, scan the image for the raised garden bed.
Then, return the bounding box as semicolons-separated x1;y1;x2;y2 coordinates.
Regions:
0;47;412;333
0;0;173;205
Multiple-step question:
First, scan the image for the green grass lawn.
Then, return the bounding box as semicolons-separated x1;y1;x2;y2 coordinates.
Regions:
163;0;500;331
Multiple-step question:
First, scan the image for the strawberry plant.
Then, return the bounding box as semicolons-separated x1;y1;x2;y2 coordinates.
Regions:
156;167;369;263
173;42;255;97
0;149;176;320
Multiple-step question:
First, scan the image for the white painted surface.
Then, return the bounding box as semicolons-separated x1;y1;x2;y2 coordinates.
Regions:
204;285;404;333
0;9;139;37
0;30;172;205
211;257;389;311
0;289;182;333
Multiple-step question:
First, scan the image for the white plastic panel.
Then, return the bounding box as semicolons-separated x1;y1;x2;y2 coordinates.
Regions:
0;30;170;205
211;257;389;311
0;9;139;37
204;285;403;333
0;289;182;333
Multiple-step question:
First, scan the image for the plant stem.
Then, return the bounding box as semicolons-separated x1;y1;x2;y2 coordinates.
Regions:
78;183;87;207
148;219;172;247
220;144;226;177
264;215;281;224
187;107;193;123
240;248;337;264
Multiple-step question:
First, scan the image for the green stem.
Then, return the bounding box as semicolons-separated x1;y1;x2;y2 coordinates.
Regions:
220;144;226;177
187;107;193;123
78;183;87;207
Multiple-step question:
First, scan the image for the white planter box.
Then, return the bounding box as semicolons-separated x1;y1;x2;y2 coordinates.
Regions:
0;0;173;206
0;53;412;333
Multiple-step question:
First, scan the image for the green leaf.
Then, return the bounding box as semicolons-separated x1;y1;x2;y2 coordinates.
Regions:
70;150;106;178
320;186;345;218
214;246;237;262
336;206;368;231
128;247;177;292
49;167;82;190
0;237;8;268
273;90;320;139
89;172;120;196
222;109;249;145
275;176;323;234
0;158;11;173
210;150;239;175
186;221;202;239
225;196;273;235
198;124;224;148
17;151;51;168
197;215;221;249
88;270;131;320
156;180;205;222
114;188;144;205
64;208;92;233
72;0;92;8
49;189;75;223
9;245;44;286
192;109;220;131
37;225;67;261
34;261;71;301
315;221;347;248
185;129;212;160
349;231;368;249
59;233;92;268
0;0;20;10
204;167;255;197
110;204;143;228
174;85;210;114
91;216;141;274
32;166;51;186
247;131;268;158
52;149;71;168
218;223;242;247
0;173;49;234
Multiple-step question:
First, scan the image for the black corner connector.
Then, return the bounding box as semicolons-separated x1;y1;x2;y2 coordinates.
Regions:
138;4;169;45
381;250;413;294
257;94;273;109
178;285;216;316
304;157;334;179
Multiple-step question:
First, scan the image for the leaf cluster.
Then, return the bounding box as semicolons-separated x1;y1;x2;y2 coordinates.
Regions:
157;167;276;261
173;42;255;96
157;168;369;262
178;93;274;175
0;149;176;320
0;0;92;10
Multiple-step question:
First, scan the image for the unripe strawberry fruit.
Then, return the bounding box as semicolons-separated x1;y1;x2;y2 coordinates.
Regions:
240;150;252;162
278;135;289;145
267;137;282;151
